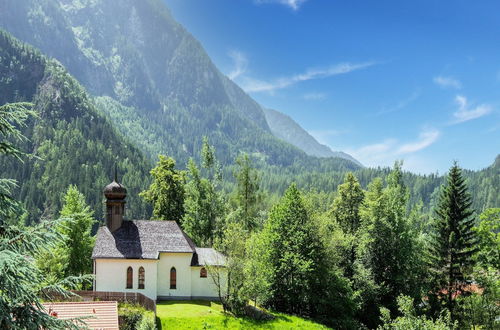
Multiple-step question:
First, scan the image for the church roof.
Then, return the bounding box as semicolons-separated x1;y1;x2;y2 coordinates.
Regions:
92;220;196;259
191;248;227;267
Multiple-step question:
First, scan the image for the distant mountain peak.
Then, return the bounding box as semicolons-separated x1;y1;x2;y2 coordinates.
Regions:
263;108;362;166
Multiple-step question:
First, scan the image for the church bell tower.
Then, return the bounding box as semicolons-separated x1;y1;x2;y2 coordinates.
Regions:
103;166;127;232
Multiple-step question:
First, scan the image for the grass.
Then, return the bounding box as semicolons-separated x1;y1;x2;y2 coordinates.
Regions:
156;300;329;329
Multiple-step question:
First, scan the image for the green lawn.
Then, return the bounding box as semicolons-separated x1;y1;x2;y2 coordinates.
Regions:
156;300;329;329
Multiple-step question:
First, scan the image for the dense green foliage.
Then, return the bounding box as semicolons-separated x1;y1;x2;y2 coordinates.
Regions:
0;30;152;225
118;303;156;330
140;155;185;221
182;139;225;246
428;164;477;320
0;97;87;329
379;296;456;330
37;185;95;288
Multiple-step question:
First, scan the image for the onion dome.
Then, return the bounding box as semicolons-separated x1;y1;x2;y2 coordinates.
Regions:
104;164;127;199
103;180;127;200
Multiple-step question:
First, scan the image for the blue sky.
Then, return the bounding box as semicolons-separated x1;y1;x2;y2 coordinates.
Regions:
165;0;500;174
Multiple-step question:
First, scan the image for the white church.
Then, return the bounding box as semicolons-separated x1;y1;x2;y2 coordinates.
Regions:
92;176;226;301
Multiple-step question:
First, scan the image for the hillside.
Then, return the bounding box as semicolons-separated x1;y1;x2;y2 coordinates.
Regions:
0;30;151;224
0;0;358;169
263;108;361;165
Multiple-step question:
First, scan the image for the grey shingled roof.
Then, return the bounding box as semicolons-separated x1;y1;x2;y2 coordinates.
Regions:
92;220;195;259
191;248;227;267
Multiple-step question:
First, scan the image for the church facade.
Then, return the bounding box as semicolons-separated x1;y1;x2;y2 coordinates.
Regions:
92;177;226;301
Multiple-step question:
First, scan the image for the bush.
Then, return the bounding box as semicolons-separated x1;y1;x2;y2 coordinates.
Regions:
118;303;156;330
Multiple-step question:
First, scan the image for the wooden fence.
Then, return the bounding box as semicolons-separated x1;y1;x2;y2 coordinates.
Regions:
54;291;156;314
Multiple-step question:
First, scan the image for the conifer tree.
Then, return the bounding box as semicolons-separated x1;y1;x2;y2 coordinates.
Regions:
229;153;262;231
183;138;224;246
429;163;477;319
140;155;185;221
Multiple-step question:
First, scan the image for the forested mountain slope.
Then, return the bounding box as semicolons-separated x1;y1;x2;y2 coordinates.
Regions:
263;108;361;165
0;30;151;224
0;0;358;168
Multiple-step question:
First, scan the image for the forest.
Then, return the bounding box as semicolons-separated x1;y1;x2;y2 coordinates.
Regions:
1;94;499;328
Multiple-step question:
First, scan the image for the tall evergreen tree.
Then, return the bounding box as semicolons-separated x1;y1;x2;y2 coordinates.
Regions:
183;138;224;246
429;163;477;319
229;153;262;231
140;155;185;221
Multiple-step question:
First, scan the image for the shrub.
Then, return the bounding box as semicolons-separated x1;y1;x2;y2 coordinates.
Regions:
118;303;156;330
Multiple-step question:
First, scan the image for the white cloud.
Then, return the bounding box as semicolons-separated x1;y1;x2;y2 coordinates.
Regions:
452;95;492;124
397;129;440;153
255;0;308;10
345;128;440;169
303;92;327;101
227;50;248;80
239;62;375;93
433;75;462;89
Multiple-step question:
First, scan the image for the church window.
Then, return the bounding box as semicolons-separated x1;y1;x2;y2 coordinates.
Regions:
170;267;176;289
200;267;207;278
126;267;133;289
138;267;145;289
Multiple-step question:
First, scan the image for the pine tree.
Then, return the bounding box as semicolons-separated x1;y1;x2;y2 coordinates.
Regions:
140;155;185;221
183;139;224;246
429;163;477;319
230;153;262;231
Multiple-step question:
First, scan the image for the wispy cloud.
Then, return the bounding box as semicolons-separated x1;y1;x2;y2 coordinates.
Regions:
303;92;327;101
239;62;375;93
346;128;440;168
433;75;462;89
452;95;492;124
227;50;248;80
397;129;440;153
375;89;420;116
254;0;308;10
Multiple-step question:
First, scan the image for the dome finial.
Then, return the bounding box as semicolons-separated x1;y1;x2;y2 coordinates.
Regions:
114;162;118;182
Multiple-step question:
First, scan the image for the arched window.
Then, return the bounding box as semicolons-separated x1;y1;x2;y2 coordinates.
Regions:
200;267;207;278
170;267;176;289
138;267;145;289
126;267;133;289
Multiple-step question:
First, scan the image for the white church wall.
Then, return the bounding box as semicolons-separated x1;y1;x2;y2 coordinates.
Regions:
157;252;193;299
190;266;227;298
94;259;158;300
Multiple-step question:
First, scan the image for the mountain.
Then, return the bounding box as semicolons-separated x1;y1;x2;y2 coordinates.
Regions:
0;0;360;169
0;30;151;224
263;108;361;165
